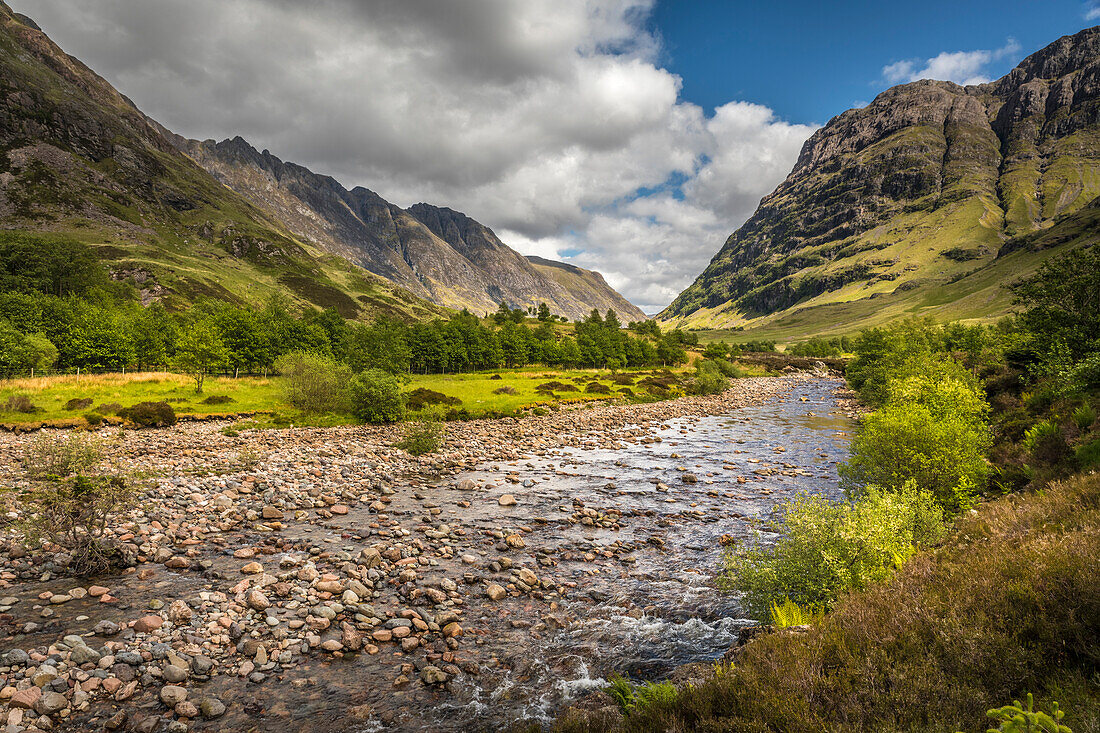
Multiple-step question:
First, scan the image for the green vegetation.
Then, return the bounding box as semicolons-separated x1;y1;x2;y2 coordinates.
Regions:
721;483;945;619
349;369;406;424
275;351;352;414
396;408;446;455
982;693;1072;733
13;433;136;575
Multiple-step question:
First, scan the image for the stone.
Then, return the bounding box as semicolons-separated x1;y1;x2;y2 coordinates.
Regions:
163;665;189;683
133;615;163;633
166;600;193;624
241;562;263;574
70;645;101;665
319;640;343;652
199;697;226;719
34;690;68;716
160;685;187;707
420;665;448;684
442;622;463;638
517;568;539;586
244;589;271;612
9;686;41;710
486;583;507;601
262;505;284;519
498;494;517;506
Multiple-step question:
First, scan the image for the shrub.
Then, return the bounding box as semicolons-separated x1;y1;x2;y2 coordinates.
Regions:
769;597;823;628
983;693;1071;733
1072;402;1096;431
276;351;352;414
349;369;405;424
605;674;679;718
842;369;990;513
690;360;729;395
1076;438;1100;470
83;412;104;427
493;385;517;395
3;394;38;414
710;358;743;378
64;397;93;411
585;382;611;394
118;401;176;428
403;387;460;411
201;394;235;406
397;409;446;456
93;402;122;415
17;433;136;575
720;482;945;619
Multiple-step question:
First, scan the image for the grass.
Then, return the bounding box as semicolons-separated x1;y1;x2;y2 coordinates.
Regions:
0;366;692;427
554;471;1100;733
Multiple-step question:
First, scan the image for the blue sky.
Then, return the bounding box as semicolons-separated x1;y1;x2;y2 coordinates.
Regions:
651;0;1099;125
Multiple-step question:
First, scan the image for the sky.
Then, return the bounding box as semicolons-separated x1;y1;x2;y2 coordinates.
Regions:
16;0;1100;313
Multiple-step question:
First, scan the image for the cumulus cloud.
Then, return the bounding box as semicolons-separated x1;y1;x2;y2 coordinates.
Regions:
19;0;813;312
882;39;1022;86
1087;2;1100;21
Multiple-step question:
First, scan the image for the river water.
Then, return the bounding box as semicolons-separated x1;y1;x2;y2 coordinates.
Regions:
394;378;854;731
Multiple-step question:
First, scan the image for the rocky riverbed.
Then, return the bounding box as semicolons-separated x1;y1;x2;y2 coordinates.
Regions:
0;376;857;732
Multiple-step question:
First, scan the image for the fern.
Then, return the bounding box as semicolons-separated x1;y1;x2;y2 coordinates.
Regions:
985;693;1072;733
769;597;822;628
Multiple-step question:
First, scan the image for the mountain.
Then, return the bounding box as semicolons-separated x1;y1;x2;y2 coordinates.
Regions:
524;255;644;320
661;27;1100;334
0;2;447;321
174;136;645;321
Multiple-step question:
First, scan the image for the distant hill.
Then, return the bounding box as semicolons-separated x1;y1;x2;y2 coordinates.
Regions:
661;27;1100;334
176;136;645;320
524;256;645;321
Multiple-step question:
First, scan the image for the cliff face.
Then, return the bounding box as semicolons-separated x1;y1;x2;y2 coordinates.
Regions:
180;137;645;320
524;256;646;321
0;4;444;320
661;27;1100;328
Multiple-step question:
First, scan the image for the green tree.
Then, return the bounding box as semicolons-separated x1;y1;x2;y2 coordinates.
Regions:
537;302;552;321
173;319;228;393
349;369;405;423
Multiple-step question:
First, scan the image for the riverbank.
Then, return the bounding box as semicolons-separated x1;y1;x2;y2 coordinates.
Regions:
0;375;856;732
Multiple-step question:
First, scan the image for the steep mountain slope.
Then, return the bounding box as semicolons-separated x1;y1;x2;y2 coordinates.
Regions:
661;27;1100;331
524;255;645;320
175;137;644;320
0;2;444;320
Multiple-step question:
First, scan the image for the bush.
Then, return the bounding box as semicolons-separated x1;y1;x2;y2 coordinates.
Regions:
710;358;743;378
492;385;517;395
585;382;611;394
17;434;136;575
403;387;460;411
842;368;991;514
349;369;405;424
118;401;176;427
720;482;945;619
3;394;39;414
276;351;352;414
397;409;446;455
64;397;93;411
1073;402;1097;431
690;360;729;395
93;402;122;415
984;693;1072;733
201;394;235;406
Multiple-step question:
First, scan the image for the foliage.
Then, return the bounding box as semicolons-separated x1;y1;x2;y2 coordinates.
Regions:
604;674;679;718
3;394;39;414
842;366;991;513
720;482;945;619
396;408;446;455
1010;246;1100;366
16;433;135;575
117;401;176;428
982;693;1072;733
275;350;352;414
1072;403;1097;432
172;317;229;393
787;335;850;357
0;233;108;297
690;360;729;395
769;597;823;628
403;387;461;411
349;369;405;424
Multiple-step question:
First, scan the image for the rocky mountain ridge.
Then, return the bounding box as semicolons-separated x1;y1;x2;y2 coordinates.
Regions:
661;27;1100;330
176;136;644;320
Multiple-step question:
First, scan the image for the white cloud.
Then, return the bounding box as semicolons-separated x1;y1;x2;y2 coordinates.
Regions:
1087;2;1100;21
18;0;814;311
882;39;1022;86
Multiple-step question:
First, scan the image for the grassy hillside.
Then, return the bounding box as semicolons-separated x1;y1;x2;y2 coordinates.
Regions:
0;4;445;322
